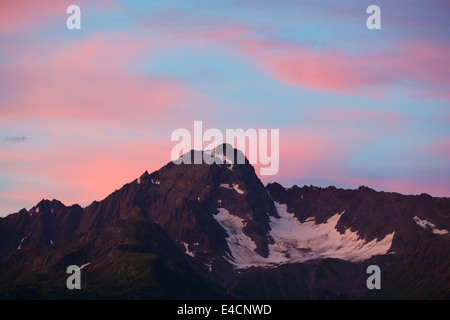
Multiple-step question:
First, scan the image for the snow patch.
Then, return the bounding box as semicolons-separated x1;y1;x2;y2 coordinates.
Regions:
413;216;449;235
213;202;395;269
220;183;244;195
204;259;215;272
202;150;234;170
182;242;195;257
151;179;161;185
80;262;91;270
137;177;141;184
17;232;31;250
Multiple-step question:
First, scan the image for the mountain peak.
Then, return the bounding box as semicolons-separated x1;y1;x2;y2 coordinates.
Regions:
31;199;66;215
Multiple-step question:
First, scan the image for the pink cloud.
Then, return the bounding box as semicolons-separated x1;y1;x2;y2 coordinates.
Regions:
168;19;450;98
131;11;450;98
0;0;121;35
252;46;374;93
0;34;204;121
0;0;72;35
240;38;450;98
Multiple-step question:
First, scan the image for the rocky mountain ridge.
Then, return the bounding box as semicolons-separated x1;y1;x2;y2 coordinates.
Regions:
1;145;449;299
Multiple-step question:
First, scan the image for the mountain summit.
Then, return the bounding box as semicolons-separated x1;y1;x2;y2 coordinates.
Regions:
1;146;449;299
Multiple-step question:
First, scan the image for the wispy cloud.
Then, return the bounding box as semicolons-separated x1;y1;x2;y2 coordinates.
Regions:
138;7;450;99
4;136;28;143
0;34;207;122
0;0;67;35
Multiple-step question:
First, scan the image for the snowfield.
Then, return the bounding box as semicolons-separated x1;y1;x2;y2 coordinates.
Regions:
213;202;395;269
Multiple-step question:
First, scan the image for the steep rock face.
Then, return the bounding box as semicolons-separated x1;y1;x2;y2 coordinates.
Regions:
147;147;277;260
227;255;397;300
364;233;450;299
0;200;82;259
76;146;278;263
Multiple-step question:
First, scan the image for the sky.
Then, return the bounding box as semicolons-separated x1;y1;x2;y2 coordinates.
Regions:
1;0;449;216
